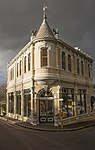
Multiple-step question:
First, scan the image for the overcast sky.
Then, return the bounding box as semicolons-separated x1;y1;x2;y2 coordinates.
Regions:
0;0;95;83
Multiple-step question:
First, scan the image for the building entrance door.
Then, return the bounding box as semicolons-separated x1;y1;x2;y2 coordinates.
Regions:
39;98;54;123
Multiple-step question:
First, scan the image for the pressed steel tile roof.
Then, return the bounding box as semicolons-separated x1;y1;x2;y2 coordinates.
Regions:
34;18;56;41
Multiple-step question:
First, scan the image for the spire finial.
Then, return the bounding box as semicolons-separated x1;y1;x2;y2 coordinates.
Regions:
43;4;47;19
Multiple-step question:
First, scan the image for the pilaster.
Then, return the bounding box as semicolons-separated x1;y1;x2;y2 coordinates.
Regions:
53;86;60;126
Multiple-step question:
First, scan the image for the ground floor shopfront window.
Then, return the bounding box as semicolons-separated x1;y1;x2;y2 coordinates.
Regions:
91;96;95;112
8;92;14;113
77;90;86;115
60;88;86;118
24;89;31;118
16;91;21;115
61;88;75;118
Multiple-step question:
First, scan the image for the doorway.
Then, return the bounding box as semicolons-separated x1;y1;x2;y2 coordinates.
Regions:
39;98;54;123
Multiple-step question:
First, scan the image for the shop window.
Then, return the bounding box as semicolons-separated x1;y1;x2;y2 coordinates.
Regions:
24;89;31;117
41;48;48;67
61;88;75;118
8;92;14;113
62;52;65;70
77;90;86;115
16;91;21;115
8;94;11;113
91;96;95;112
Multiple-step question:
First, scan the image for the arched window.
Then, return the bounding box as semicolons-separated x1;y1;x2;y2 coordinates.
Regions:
37;88;53;98
41;48;48;67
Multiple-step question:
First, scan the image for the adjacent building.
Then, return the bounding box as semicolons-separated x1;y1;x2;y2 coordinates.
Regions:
7;7;94;126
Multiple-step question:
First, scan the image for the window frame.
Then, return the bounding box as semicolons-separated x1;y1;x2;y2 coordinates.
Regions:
41;47;48;67
24;56;27;73
77;59;80;75
28;53;31;71
20;61;22;76
81;61;84;76
62;51;65;70
88;64;90;78
17;63;19;77
68;54;71;72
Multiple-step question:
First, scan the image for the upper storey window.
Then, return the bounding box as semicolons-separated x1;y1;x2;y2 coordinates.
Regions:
10;67;14;81
68;54;71;72
41;48;48;67
88;64;91;78
28;53;31;71
77;59;80;75
24;56;26;73
62;52;65;70
81;61;84;76
17;63;19;77
20;61;22;76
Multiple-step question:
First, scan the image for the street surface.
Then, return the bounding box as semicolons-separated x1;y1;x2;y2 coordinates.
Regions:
0;120;95;150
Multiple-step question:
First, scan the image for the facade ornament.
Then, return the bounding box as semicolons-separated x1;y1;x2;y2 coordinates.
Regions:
53;28;59;39
43;4;47;19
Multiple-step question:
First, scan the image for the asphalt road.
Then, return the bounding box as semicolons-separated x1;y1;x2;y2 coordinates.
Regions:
0;120;95;150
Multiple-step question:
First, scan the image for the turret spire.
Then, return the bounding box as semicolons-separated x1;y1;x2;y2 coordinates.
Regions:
32;5;56;43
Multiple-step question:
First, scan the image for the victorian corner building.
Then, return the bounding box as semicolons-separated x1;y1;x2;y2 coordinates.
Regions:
6;8;94;126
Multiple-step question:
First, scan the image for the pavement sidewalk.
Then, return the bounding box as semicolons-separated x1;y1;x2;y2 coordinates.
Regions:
0;115;95;132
